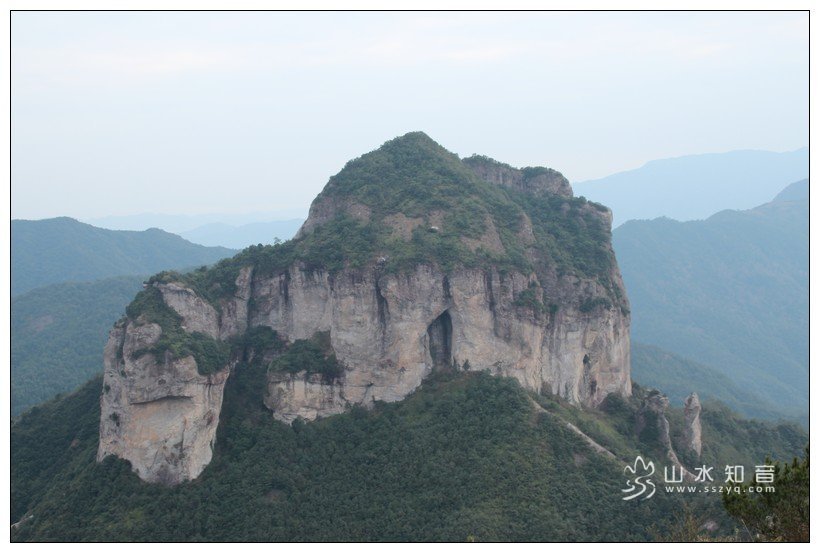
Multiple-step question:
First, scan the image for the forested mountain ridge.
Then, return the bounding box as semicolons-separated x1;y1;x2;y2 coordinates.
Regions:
10;136;808;542
613;180;808;422
11;217;236;295
11;275;146;415
11;368;807;541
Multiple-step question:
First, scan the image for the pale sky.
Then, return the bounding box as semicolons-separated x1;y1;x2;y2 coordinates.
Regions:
11;11;808;220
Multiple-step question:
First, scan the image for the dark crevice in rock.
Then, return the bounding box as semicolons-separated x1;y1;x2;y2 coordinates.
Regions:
374;277;389;352
245;266;256;332
428;310;453;372
280;271;291;313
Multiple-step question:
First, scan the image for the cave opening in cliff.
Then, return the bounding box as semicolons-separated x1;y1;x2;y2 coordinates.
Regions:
428;310;453;372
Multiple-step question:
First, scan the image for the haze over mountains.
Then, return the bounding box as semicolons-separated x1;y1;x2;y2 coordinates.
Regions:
80;212;304;249
84;210;306;234
66;148;808;251
10;153;809;426
614;179;808;421
11;134;808;542
574;148;808;226
178;219;304;249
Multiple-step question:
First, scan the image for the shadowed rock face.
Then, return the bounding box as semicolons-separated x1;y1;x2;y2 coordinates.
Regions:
98;132;632;484
428;310;453;372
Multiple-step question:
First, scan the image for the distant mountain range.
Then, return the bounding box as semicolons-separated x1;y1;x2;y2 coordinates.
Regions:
614;179;808;422
10;162;808;427
84;210;307;234
179;219;303;249
574;148;808;226
11;217;236;296
631;343;787;423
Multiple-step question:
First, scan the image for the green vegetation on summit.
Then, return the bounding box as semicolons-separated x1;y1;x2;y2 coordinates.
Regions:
132;133;624;328
125;285;230;375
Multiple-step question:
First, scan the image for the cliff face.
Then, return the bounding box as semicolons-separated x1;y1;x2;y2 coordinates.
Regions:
462;155;574;198
258;263;630;423
97;132;632;484
97;318;230;485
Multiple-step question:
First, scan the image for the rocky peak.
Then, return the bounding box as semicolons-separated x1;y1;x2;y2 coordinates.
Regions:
98;132;632;485
462;154;573;198
637;390;695;481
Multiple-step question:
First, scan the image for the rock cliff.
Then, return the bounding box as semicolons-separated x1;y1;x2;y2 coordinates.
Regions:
97;318;230;485
97;132;632;484
683;393;703;458
637;390;697;481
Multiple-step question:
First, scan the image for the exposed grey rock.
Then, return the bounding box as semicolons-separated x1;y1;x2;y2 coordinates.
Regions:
100;251;632;484
638;391;695;481
683;393;703;458
158;282;219;338
257;264;631;424
97;318;231;485
219;265;254;339
462;155;574;197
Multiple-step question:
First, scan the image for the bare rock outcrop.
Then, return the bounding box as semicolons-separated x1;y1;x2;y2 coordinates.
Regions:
683;393;703;458
462;155;573;197
257;264;630;424
97;318;230;485
637;391;695;481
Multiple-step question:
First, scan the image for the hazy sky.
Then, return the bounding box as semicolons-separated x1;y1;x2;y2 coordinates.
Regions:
11;11;808;220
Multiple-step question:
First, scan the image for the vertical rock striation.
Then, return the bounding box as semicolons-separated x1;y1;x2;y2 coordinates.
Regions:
683;393;703;458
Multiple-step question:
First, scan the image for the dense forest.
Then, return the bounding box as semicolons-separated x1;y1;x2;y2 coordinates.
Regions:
11;358;806;541
11;275;145;415
631;343;789;424
614;182;808;423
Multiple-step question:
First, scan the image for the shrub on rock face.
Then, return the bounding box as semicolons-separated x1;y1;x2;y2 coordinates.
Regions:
269;332;345;382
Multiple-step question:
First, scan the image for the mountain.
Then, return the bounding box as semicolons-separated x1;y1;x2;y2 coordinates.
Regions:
574;148;808;226
11;217;236;296
98;131;632;485
11;276;145;416
613;181;808;421
631;343;786;422
772;178;808;202
11;369;806;541
85;210;307;234
11;133;808;542
179;219;304;248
